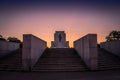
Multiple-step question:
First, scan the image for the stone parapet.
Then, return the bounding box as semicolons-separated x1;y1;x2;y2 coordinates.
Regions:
100;40;120;57
22;34;47;70
74;34;98;70
0;41;20;58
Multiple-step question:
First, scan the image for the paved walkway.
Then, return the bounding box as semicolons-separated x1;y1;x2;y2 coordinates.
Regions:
0;70;120;80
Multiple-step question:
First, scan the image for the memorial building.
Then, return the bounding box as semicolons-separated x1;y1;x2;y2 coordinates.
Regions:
51;31;69;48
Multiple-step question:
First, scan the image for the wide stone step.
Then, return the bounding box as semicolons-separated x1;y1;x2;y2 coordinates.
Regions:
98;67;120;70
34;66;86;69
0;67;22;71
34;65;86;67
37;60;84;63
36;62;85;64
33;65;88;71
32;68;88;71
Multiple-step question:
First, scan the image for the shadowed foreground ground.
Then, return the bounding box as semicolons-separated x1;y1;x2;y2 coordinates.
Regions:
0;70;120;80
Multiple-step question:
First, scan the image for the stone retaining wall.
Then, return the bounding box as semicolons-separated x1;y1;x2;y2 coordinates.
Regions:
0;41;20;58
100;40;120;57
22;34;47;70
74;34;98;70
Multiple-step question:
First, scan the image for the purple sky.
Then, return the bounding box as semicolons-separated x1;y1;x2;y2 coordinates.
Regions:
0;0;120;47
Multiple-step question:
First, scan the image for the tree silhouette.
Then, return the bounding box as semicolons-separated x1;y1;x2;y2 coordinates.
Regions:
0;35;6;41
0;35;2;38
7;37;21;43
106;31;120;41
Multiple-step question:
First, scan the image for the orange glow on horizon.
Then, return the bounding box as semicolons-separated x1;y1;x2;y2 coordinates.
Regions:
14;31;107;48
0;6;120;48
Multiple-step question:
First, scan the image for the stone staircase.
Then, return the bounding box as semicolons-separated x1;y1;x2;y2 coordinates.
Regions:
98;48;120;70
0;49;22;71
33;48;89;71
0;48;120;71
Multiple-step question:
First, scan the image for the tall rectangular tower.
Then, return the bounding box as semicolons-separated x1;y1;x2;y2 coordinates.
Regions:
51;31;69;48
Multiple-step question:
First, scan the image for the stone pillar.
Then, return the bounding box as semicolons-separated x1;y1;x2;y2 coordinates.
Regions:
22;34;47;70
74;34;98;70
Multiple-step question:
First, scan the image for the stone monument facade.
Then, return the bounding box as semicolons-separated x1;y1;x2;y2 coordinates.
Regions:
51;31;69;48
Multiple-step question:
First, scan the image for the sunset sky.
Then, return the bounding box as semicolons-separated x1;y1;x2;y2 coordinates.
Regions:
0;0;120;47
